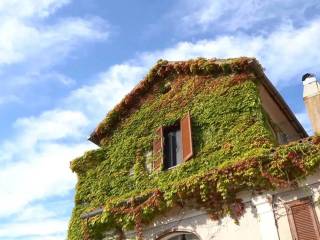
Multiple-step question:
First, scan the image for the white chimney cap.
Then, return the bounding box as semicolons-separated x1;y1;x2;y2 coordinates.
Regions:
303;73;320;135
303;73;320;98
302;73;317;86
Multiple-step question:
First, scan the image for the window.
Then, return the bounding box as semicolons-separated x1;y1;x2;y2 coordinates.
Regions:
285;197;320;240
266;119;289;145
152;113;193;171
277;131;288;144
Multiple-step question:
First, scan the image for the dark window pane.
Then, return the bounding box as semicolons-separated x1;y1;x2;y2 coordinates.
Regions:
163;124;182;169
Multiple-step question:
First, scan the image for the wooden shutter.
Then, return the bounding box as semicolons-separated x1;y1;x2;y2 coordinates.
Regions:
286;198;320;240
152;127;163;171
180;112;193;162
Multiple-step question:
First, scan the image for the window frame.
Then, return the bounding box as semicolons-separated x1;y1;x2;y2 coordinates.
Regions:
152;113;193;172
163;122;182;170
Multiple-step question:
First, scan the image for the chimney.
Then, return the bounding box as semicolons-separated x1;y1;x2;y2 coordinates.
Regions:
303;73;320;135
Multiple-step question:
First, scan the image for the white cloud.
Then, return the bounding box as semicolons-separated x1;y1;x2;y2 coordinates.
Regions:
0;17;108;66
16;204;57;222
0;0;70;19
8;71;76;88
0;109;92;218
0;109;89;162
26;235;66;240
0;0;109;119
138;19;320;87
178;0;320;33
0;141;90;216
14;109;89;144
0;218;68;238
67;64;146;118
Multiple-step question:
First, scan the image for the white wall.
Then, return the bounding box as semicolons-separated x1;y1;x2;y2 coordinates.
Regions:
104;170;320;240
123;202;262;240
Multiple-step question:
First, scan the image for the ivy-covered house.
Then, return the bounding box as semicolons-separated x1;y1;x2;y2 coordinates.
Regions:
68;57;320;240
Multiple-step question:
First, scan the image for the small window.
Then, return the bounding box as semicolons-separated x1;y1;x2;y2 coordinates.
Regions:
277;131;288;144
152;113;193;171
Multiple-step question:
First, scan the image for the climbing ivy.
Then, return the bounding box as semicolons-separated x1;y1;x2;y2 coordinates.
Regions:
68;58;320;239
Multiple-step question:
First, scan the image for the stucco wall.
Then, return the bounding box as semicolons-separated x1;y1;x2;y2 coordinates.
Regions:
110;169;320;240
122;201;261;240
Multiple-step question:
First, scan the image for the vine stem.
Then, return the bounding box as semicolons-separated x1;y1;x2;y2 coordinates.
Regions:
134;208;143;240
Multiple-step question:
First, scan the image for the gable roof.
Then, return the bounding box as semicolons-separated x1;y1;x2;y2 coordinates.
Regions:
89;57;307;145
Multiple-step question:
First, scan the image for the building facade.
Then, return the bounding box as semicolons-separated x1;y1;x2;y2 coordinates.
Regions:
68;58;320;240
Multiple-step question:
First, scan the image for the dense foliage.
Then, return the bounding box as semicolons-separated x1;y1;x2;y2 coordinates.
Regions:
68;58;320;240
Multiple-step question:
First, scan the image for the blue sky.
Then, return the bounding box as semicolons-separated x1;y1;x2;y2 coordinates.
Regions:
0;0;319;239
